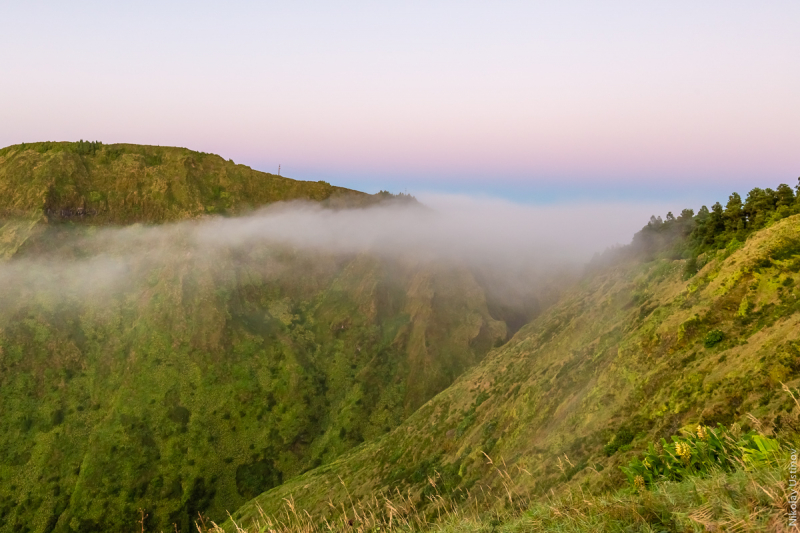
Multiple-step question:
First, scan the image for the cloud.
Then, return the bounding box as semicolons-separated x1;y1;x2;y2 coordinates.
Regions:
195;194;675;264
0;195;676;317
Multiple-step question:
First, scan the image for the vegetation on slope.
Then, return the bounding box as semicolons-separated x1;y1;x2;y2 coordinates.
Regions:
629;177;800;271
0;226;510;532
230;183;800;530
213;419;792;531
0;143;515;533
215;445;790;532
0;141;373;225
2;150;798;533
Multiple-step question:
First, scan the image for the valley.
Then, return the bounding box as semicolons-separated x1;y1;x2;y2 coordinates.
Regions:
0;142;798;532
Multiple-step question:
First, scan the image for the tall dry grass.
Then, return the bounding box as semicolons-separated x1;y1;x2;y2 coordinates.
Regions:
189;458;791;533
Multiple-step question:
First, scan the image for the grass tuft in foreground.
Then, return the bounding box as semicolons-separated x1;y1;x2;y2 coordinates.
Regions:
197;463;792;533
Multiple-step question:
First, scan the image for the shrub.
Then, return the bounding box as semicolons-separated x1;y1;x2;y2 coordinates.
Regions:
682;255;698;279
704;329;724;348
603;426;636;456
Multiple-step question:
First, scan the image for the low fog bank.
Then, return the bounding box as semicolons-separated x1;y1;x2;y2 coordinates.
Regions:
196;194;675;266
0;195;675;313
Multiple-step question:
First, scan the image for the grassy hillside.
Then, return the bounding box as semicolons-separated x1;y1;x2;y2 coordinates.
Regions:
0;141;369;225
229;211;800;529
3;144;797;532
0;143;517;532
0;226;511;533
218;463;789;532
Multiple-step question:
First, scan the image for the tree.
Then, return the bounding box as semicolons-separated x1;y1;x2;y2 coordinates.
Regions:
709;202;724;230
744;188;764;227
695;205;709;223
724;192;743;232
794;177;800;207
706;202;725;247
775;183;795;208
743;187;778;229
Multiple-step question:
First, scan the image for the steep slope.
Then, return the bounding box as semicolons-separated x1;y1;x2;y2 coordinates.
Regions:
0;141;369;226
0;227;510;533
0;143;518;533
230;213;800;527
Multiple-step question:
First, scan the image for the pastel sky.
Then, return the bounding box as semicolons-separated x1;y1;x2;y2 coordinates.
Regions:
2;1;799;206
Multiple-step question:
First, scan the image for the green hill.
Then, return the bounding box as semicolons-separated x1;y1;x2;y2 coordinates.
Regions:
0;143;520;533
2;143;798;532
229;193;800;529
0;141;369;225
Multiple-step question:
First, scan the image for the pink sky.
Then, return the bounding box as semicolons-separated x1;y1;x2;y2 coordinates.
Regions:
1;1;798;201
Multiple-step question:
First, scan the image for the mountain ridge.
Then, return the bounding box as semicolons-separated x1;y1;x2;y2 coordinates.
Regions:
0;141;380;226
1;143;798;532
227;211;800;529
0;143;520;533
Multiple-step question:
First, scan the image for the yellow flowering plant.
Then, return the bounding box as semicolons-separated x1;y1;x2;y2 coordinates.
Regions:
622;423;781;490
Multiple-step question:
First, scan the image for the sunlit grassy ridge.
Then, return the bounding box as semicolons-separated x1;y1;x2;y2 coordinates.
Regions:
0;141;370;224
228;212;800;530
213;412;794;532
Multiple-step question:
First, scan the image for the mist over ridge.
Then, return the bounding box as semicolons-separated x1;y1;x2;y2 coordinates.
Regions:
1;0;798;528
0;193;677;308
1;144;798;532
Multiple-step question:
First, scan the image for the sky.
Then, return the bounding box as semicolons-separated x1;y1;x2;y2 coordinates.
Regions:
1;1;799;208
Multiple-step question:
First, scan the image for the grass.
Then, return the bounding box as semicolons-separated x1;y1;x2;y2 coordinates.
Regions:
208;460;792;533
215;418;795;532
0;141;382;225
228;214;800;528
